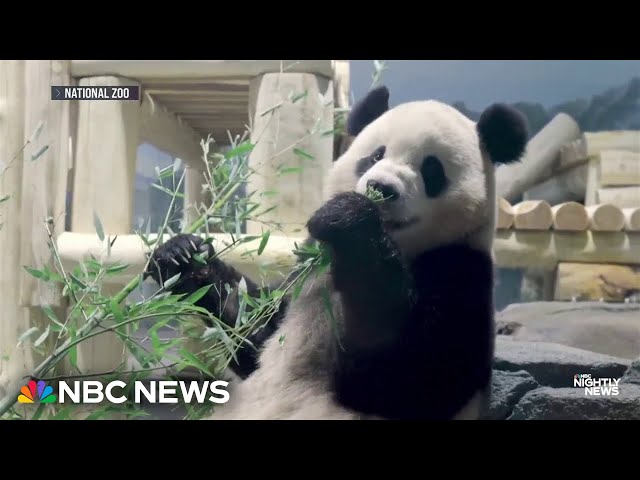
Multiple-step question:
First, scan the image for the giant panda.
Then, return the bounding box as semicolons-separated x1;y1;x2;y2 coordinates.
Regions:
146;85;527;420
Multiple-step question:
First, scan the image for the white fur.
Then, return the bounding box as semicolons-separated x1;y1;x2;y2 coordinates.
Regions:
209;99;497;420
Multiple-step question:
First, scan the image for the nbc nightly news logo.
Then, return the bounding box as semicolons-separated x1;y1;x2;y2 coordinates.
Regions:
18;379;230;405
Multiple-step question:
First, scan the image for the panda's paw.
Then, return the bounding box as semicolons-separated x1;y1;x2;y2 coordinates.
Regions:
307;191;382;244
145;233;214;286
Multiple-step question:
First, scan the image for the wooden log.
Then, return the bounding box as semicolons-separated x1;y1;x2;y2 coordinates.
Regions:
70;60;334;80
551;201;589;231
71;75;140;374
139;94;204;168
623;207;640;231
19;60;70;307
584;131;640;157
523;163;588;205
493;230;640;270
513;200;553;230
557;137;588;171
585;156;600;206
585;204;625;232
496;113;581;202
554;262;640;302
497;197;514;229
55;229;640;285
599;150;640;186
246;72;334;235
597;186;640;209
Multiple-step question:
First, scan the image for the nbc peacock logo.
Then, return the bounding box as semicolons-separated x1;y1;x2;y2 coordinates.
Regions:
18;379;57;404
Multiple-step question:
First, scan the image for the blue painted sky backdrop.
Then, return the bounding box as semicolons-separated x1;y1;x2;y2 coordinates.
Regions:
349;60;640;111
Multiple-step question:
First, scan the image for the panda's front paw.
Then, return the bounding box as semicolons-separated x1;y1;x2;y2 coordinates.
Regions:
145;234;214;286
307;192;382;244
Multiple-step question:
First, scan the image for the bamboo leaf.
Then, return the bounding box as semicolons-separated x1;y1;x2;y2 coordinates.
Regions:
31;145;49;162
257;230;270;255
293;148;314;160
17;327;39;346
184;285;212;305
0;195;9;203
23;266;49;281
93;212;105;242
34;325;50;347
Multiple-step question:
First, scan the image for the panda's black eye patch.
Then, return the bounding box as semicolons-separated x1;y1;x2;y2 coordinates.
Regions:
356;145;386;177
421;155;448;198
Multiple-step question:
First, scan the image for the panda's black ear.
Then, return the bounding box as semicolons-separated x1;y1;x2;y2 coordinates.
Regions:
477;104;528;165
346;85;390;136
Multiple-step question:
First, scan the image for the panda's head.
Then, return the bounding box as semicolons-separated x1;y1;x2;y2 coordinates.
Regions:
326;85;527;258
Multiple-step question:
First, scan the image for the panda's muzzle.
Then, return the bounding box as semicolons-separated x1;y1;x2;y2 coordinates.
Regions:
366;179;399;202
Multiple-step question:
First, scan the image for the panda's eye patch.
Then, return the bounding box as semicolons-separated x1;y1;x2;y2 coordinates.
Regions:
356;145;386;177
421;155;448;198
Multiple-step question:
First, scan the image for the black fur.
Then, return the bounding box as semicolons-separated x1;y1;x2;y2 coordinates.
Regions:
146;234;289;379
477;104;528;165
308;192;495;420
421;155;448;198
356;145;386;177
346;86;390;136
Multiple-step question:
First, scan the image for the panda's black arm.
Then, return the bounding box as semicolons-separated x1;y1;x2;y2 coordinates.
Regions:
145;234;290;378
307;192;414;350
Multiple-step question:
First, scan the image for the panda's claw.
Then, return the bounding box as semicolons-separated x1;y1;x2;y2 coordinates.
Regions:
169;257;181;266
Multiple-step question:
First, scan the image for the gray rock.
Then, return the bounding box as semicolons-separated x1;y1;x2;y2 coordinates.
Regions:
483;370;539;420
496;301;640;359
621;358;640;385
494;337;630;387
509;384;640;420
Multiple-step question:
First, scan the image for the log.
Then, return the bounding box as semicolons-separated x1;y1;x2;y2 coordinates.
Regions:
496;113;581;202
70;60;334;80
623;207;640;231
554;262;640;302
551;201;589;231
139;94;204;168
513;200;553;230
55;230;640;285
598;150;640;186
493;230;640;270
584;131;640;157
557;137;588;171
71;75;140;374
597;186;640;209
523;163;588;204
246;72;334;235
585;156;600;206
19;60;70;307
497;197;514;229
585;204;625;232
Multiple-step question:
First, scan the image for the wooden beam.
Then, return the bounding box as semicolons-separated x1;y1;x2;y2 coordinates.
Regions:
599;150;640;186
551;201;589;231
586;204;625;232
494;230;640;269
497;197;514;229
584;131;640;157
57;230;640;286
554;262;640;302
71;60;334;80
596;186;640;209
496;113;581;202
139;94;204;168
623;207;640;232
513;200;553;230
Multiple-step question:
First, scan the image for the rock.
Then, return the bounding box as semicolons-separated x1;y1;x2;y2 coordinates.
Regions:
496;301;640;359
621;358;640;385
509;384;640;420
483;370;539;420
494;337;630;387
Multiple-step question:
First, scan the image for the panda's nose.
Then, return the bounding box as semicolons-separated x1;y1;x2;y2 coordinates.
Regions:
367;180;399;201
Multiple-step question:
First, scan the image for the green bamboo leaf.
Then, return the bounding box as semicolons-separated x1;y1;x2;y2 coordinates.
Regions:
41;305;65;331
163;273;181;289
184;285;212;305
31;144;49;162
293;148;314;160
257;230;270;255
290;91;308;103
0;195;9;203
93;212;105;242
34;325;50;347
110;297;124;323
178;348;213;376
17;327;39;346
106;263;130;275
23;266;49;281
224;142;254;159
